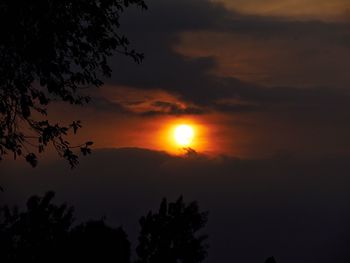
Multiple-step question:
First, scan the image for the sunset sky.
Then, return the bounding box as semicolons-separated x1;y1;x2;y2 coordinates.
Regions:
2;0;350;262
42;0;350;158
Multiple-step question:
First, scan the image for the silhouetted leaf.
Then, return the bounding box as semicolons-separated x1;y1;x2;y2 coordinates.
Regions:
25;153;38;167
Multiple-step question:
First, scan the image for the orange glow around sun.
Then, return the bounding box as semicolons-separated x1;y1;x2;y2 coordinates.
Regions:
155;118;209;154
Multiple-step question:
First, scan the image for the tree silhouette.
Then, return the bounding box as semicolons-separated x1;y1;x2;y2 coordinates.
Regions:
0;191;73;262
265;256;277;263
1;193;210;263
0;0;147;167
69;219;131;263
136;196;209;263
0;191;131;263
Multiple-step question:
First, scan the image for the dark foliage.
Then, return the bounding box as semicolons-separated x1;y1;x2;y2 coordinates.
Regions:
265;256;277;263
0;192;131;263
0;191;73;262
136;196;209;263
69;219;131;263
0;192;210;263
0;0;147;167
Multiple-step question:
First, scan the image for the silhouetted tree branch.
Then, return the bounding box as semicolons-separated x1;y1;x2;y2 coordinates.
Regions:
0;0;147;167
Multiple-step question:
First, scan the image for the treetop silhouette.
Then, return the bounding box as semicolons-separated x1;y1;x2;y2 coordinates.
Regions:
136;196;209;263
0;191;74;262
1;192;279;263
1;192;209;263
265;256;277;263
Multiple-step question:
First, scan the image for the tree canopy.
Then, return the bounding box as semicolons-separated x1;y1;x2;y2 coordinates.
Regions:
0;191;131;262
136;197;209;263
0;0;146;167
0;191;74;262
0;191;280;263
0;192;209;263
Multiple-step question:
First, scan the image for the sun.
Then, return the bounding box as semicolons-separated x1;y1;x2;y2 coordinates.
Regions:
174;124;194;147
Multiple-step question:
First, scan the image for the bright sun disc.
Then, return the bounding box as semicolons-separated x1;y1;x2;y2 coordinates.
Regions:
174;124;194;146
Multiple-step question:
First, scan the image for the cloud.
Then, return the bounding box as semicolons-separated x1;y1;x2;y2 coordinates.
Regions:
44;0;350;159
89;96;129;113
100;0;350;115
141;100;204;116
215;0;350;22
2;148;350;263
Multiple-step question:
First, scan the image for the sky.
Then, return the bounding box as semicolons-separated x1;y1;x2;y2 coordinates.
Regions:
44;0;350;159
1;0;350;262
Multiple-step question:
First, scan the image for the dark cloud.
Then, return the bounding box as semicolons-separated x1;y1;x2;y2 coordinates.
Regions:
2;148;350;263
225;17;350;44
87;96;205;116
141;100;204;115
102;0;350;114
120;0;350;42
121;0;231;33
90;96;128;113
